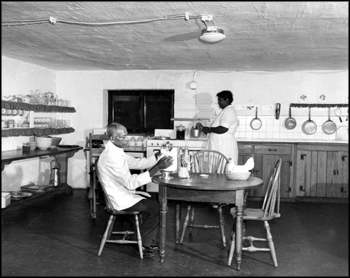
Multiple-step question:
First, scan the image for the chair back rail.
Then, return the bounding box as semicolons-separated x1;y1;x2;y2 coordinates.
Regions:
262;158;282;218
95;165;115;212
191;150;229;174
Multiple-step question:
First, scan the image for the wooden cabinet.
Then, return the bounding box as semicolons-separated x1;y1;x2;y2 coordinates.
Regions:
252;144;293;199
238;142;294;199
295;144;348;199
237;144;253;165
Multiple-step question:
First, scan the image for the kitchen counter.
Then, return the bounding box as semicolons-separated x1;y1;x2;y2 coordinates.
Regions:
179;137;348;145
235;138;348;145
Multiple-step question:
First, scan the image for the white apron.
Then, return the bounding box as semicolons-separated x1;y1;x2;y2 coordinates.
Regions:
206;104;239;164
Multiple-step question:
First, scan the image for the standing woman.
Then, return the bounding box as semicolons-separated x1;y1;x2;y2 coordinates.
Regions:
196;90;239;165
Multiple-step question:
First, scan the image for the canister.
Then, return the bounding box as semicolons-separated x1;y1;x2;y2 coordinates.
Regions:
176;125;186;140
8;119;14;128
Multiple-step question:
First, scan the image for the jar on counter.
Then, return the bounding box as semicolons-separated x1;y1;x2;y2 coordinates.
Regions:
128;136;136;147
142;136;148;148
136;136;143;147
8;119;15;128
176;125;186;140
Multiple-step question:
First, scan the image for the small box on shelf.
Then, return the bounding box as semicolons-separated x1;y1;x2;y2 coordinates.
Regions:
2;192;11;208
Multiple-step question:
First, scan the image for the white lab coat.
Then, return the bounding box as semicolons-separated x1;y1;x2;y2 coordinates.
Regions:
207;104;239;164
97;140;157;211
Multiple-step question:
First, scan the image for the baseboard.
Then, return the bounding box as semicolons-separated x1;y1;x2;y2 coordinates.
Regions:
295;196;348;204
247;196;348;204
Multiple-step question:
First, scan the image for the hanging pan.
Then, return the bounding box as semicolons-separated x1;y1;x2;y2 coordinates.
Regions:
250;107;262;130
302;107;317;135
284;106;297;130
322;107;337;135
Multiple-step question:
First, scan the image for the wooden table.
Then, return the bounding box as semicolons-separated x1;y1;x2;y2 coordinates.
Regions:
152;173;263;270
2;145;82;195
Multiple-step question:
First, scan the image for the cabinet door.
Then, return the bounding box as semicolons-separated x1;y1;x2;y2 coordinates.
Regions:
296;149;348;198
295;150;328;197
250;154;292;198
238;144;253;165
249;144;293;199
326;151;348;198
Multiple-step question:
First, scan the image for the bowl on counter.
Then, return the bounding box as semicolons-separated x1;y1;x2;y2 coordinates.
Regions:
50;137;62;148
35;136;53;150
29;141;37;151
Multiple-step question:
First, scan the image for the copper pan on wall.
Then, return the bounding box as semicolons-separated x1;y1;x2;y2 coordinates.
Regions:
322;107;337;135
250;107;262;130
302;107;317;135
285;106;297;130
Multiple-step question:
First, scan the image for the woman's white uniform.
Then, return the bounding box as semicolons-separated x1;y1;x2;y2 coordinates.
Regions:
206;104;239;164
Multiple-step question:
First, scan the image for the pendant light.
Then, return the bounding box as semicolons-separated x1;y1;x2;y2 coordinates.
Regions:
199;15;226;43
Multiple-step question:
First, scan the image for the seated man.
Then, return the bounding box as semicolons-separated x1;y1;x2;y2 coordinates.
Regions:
97;122;173;258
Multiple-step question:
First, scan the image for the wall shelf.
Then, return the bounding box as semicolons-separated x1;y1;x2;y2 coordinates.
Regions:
2;100;76;137
290;103;348;108
171;118;210;121
1;127;75;138
2;100;75;113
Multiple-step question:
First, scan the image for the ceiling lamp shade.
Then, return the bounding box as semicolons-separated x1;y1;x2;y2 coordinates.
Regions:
199;15;226;43
199;28;226;43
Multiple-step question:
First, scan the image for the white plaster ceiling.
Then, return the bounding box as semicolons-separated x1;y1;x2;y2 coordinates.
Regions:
1;1;348;71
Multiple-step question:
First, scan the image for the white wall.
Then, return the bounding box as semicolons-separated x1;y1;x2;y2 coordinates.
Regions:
2;57;58;191
57;69;348;143
2;56;348;191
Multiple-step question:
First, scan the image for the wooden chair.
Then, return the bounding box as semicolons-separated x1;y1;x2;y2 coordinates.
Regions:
179;150;229;246
228;158;282;268
88;133;109;219
96;164;144;259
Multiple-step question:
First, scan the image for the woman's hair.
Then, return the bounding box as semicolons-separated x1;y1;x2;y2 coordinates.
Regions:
217;90;233;104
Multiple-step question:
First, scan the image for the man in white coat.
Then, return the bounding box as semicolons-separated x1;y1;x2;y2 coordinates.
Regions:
97;122;173;257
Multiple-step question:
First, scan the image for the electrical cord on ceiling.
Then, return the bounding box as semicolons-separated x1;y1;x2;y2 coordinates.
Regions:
2;13;203;27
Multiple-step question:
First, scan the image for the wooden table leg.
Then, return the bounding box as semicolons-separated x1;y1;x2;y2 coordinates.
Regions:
175;203;181;243
235;190;244;271
55;153;74;195
159;186;167;263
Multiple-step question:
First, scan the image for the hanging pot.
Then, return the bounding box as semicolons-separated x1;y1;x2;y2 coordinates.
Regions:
250;107;262;130
322;107;337;135
302;107;317;135
284;106;297;130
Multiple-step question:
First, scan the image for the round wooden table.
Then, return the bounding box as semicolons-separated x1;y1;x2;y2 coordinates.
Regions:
152;172;263;270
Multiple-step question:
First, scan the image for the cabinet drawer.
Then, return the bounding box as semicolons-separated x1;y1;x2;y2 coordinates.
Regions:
238;144;253;154
254;145;292;155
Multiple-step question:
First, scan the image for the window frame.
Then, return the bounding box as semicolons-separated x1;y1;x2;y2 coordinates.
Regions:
107;89;174;134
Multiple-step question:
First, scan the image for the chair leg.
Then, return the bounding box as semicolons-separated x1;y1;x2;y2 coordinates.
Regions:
180;205;191;243
228;229;236;266
134;215;143;259
264;221;278;267
189;206;195;236
98;215;115;256
218;205;226;247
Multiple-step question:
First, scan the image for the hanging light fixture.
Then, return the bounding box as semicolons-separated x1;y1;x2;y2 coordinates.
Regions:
189;70;198;90
199;15;226;43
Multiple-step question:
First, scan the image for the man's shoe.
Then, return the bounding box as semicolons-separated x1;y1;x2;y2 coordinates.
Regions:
146;245;160;252
127;244;154;257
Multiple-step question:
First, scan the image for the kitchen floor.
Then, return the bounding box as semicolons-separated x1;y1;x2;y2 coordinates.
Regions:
1;189;348;277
